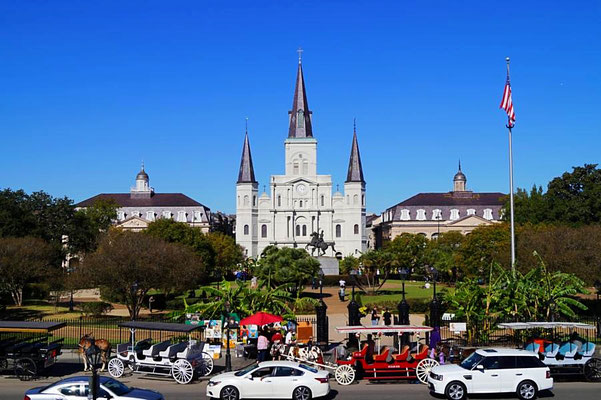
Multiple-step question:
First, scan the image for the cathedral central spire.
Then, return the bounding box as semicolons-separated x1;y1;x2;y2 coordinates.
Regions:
237;128;257;184
288;56;313;138
346;119;365;183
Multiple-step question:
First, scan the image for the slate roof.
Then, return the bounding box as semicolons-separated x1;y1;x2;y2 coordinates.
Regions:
395;192;506;207
237;132;257;184
346;126;365;183
288;62;313;138
76;193;207;208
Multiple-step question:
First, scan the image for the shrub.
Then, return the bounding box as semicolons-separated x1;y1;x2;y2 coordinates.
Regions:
79;301;113;316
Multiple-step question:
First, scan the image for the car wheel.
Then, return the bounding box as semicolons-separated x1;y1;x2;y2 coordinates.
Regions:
517;380;538;400
445;381;467;400
293;386;312;400
220;385;239;400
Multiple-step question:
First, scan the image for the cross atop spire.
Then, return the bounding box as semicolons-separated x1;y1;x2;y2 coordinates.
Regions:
297;47;303;64
288;53;313;138
458;159;462;172
346;119;365;183
237;125;257;184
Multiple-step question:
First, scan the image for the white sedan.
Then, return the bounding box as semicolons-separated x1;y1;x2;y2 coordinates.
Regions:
207;361;330;400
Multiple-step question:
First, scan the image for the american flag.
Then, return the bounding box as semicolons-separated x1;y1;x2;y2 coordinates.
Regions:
500;78;516;126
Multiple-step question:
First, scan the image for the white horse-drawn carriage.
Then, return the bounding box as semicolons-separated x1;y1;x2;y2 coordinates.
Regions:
107;321;213;384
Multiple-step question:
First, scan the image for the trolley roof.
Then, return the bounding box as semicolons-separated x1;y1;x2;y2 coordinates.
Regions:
118;321;204;333
0;321;66;333
498;322;596;330
336;325;433;334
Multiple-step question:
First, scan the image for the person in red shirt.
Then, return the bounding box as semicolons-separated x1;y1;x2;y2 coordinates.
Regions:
271;329;283;343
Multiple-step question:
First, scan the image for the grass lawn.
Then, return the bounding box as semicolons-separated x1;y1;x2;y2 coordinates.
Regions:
358;280;454;307
5;300;83;320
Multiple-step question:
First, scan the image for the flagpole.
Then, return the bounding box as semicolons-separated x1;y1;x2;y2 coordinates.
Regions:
506;57;516;277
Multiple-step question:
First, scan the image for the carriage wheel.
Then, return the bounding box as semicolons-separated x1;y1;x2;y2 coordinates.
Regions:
584;358;601;382
416;358;439;384
198;352;214;376
108;358;125;378
14;358;37;381
334;364;355;385
172;359;194;384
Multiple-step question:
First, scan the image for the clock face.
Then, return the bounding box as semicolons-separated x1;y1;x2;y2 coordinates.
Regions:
296;184;306;194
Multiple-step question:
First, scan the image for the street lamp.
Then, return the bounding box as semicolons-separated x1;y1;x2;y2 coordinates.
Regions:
398;267;410;347
224;301;233;372
130;281;139;321
347;268;360;349
428;265;441;328
315;269;328;349
85;343;102;400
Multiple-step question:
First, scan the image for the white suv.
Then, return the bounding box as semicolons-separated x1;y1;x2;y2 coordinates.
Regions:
428;348;553;400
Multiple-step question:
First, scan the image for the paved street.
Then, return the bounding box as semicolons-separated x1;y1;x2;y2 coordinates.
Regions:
4;370;601;399
2;351;600;400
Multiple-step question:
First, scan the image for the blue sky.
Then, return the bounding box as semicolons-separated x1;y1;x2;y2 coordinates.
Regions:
1;1;600;214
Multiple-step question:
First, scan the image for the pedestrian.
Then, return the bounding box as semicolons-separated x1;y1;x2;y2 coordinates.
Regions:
251;276;258;289
365;334;376;363
339;278;346;289
383;308;392;326
371;307;379;326
311;276;317;289
257;329;269;362
271;328;283;344
148;296;155;313
285;329;295;345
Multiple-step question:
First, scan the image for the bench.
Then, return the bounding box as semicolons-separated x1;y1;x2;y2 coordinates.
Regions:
159;342;188;361
142;340;172;359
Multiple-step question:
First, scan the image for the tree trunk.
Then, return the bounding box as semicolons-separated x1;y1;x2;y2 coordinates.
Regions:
11;288;23;306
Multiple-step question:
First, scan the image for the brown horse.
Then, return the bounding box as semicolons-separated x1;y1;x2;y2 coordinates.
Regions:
78;333;112;372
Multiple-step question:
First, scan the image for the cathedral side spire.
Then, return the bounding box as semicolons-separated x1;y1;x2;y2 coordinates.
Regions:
237;129;257;184
288;53;313;138
346;119;365;183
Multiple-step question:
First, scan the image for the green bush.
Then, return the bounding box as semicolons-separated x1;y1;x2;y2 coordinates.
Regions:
165;298;186;310
79;301;113;316
23;283;51;300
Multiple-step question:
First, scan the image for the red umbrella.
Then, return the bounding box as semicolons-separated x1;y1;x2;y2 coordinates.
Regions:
239;311;283;326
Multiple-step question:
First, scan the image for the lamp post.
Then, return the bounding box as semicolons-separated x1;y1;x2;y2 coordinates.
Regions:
347;268;360;349
224;301;232;372
397;267;410;347
315;270;328;349
428;266;441;328
85;343;101;400
594;280;601;339
130;281;139;321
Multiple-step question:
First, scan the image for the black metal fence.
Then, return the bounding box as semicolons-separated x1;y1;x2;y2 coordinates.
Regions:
0;316;204;349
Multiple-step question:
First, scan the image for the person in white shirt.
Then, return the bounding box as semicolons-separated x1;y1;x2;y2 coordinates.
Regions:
285;330;295;345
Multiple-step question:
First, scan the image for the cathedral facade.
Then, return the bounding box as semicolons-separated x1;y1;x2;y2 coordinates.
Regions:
235;59;367;258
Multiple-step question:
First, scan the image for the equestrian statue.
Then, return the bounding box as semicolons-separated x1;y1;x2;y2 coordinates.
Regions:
305;231;336;256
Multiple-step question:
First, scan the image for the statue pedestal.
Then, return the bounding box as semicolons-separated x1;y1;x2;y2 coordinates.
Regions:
316;256;339;276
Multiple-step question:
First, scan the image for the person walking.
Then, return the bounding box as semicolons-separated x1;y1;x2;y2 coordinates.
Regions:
371;307;379;326
257;329;269;362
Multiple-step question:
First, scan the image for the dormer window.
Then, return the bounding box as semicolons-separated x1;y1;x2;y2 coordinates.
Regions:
177;211;187;222
432;209;442;220
467;209;476;216
146;211;155;221
400;209;410;221
162;211;172;219
450;209;460;220
117;211;125;221
483;208;493;220
416;209;426;221
194;211;202;221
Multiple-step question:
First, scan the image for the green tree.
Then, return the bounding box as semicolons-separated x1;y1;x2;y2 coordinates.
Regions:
546;164;601;224
0;237;54;305
204;232;244;278
502;185;548;225
455;224;510;277
145;219;216;278
339;255;360;275
358;249;395;294
255;246;320;297
424;231;464;281
79;230;204;319
68;198;118;253
385;233;428;275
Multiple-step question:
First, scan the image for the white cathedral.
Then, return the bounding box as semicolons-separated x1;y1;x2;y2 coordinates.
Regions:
235;58;367;258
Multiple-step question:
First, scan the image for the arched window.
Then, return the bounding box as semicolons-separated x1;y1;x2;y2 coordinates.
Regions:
302;160;308;175
335;224;342;238
243;224;249;235
302;225;307;236
354;224;359;234
261;224;267;238
243;195;249;206
320;195;325;207
353;194;359;204
253;196;257;206
293;162;299;175
362;195;365;206
296;225;301;236
299;200;303;208
277;195;281;207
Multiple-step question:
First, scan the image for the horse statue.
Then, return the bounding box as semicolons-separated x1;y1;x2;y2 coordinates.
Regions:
305;231;336;256
78;333;112;372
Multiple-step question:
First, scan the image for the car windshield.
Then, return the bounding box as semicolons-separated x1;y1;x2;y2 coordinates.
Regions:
235;364;258;376
299;364;318;373
102;378;132;396
460;352;484;370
